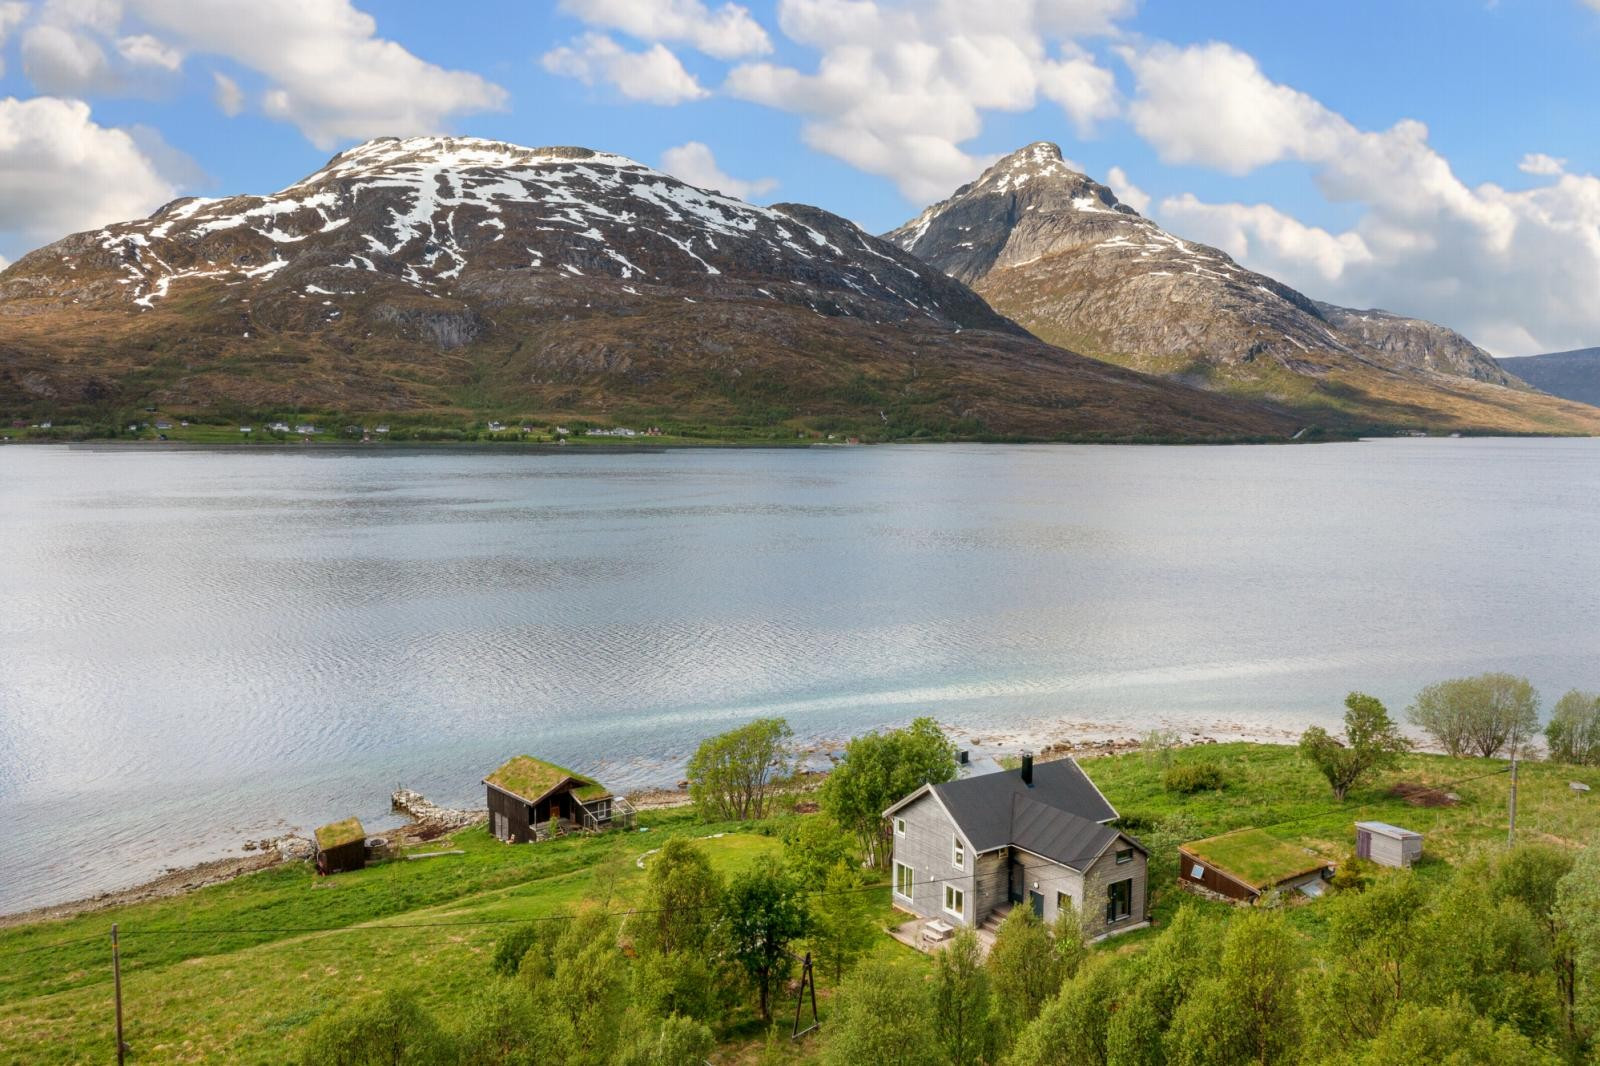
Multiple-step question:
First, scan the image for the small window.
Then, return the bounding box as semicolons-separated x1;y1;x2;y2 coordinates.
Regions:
1190;863;1205;880
952;835;965;871
1116;847;1134;865
943;884;965;918
1056;891;1073;915
1107;878;1133;923
894;861;914;900
894;817;906;837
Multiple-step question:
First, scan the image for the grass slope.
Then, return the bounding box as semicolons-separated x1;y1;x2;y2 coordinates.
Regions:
1;746;1595;1062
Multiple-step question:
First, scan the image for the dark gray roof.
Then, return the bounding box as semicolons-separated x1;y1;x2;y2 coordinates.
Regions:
1009;795;1125;871
928;758;1121;866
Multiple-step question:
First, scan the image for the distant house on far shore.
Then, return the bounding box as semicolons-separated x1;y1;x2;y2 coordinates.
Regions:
484;756;636;842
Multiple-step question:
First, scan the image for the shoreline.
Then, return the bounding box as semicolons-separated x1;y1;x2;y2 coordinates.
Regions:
0;718;1303;926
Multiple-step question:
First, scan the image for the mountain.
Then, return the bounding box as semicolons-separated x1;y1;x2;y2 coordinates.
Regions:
0;136;1293;442
886;142;1600;435
1495;348;1600;408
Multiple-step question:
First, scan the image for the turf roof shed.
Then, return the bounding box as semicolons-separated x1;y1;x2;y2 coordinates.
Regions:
1178;828;1333;902
314;817;367;875
484;755;617;843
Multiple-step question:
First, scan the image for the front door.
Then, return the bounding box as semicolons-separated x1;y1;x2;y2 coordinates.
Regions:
1008;854;1025;903
1028;890;1044;919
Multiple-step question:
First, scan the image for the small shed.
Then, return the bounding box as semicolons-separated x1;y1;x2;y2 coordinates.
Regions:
484;755;634;842
315;817;367;875
1355;821;1423;868
1179;828;1333;903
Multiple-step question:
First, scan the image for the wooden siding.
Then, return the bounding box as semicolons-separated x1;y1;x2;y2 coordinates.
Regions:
1009;848;1086;924
1178;848;1259;901
487;784;534;843
315;838;366;876
889;792;977;925
1361;830;1421;868
1080;834;1147;937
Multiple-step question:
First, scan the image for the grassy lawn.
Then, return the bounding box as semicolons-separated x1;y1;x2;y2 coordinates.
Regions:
1;744;1595;1063
0;809;791;1063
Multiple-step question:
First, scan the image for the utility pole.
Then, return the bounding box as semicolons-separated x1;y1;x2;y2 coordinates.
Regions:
1507;754;1519;849
111;923;126;1066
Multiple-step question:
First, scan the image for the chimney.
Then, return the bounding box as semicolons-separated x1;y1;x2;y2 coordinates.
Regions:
1021;752;1034;786
957;749;970;765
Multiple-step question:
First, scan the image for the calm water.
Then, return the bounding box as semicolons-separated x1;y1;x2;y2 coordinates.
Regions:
1;439;1597;912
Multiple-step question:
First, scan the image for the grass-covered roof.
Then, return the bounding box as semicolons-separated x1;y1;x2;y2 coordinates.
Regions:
1183;828;1330;889
485;755;610;804
315;817;365;851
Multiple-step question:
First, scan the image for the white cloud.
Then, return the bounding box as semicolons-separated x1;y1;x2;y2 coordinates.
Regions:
723;0;1129;202
212;70;242;116
115;33;182;71
1518;152;1566;177
543;32;708;105
1126;40;1600;354
15;0;506;148
556;0;771;59
661;140;777;200
21;23;117;94
0;2;27;75
1105;164;1148;213
0;96;176;249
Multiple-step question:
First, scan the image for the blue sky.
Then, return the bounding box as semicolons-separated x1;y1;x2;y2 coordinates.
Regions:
2;0;1598;354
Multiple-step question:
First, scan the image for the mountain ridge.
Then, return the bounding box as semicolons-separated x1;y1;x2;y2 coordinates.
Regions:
0;136;1294;442
885;142;1600;436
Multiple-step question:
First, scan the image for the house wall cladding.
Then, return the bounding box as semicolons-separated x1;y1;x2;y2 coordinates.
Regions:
892;793;976;924
1010;849;1085;923
1081;837;1147;937
487;787;532;843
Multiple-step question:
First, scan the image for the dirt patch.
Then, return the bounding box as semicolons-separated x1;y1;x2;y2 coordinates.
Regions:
1388;782;1460;808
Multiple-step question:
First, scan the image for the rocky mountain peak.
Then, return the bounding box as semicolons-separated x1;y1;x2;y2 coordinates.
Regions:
886;141;1537;423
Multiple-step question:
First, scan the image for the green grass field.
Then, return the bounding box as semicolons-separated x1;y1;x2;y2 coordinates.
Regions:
1;745;1595;1063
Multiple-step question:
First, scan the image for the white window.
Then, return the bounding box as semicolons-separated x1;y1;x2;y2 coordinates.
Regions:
894;817;906;837
894;862;914;900
943;884;965;919
952;834;965;871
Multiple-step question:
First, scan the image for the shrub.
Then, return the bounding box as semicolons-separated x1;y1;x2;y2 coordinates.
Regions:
491;923;542;977
1163;762;1226;794
297;989;453;1066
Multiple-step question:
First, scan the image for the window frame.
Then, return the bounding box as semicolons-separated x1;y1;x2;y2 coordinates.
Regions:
1115;847;1134;865
894;816;906;837
893;861;914;901
943;883;965;919
1106;877;1134;923
951;833;965;871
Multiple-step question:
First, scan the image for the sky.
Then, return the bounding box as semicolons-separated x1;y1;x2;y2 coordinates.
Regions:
0;0;1598;356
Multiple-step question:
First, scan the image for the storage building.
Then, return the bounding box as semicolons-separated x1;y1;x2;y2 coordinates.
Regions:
1354;821;1423;868
314;817;367;875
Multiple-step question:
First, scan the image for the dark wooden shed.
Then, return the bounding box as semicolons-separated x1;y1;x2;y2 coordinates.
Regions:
1179;828;1333;903
484;755;635;843
314;817;367;875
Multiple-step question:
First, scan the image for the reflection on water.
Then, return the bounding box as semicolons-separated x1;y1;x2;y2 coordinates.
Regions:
1;439;1597;912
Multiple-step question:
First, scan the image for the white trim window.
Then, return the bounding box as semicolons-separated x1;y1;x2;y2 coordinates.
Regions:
943;883;965;919
952;834;965;871
894;861;914;901
894;817;906;837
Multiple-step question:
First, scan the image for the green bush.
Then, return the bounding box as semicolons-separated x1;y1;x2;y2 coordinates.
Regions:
1163;762;1227;794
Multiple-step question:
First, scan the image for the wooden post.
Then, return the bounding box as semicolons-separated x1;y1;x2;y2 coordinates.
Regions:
112;923;126;1065
791;951;819;1039
1507;755;1519;848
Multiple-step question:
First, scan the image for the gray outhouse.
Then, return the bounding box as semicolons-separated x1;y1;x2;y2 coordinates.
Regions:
1354;821;1422;868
